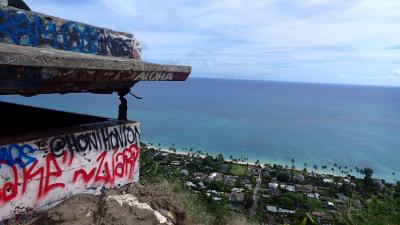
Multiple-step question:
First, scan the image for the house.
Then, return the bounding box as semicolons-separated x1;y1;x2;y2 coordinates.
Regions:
278;208;296;214
194;172;208;181
180;169;189;176
186;181;196;189
280;184;295;192
327;201;336;210
295;174;305;182
212;197;222;202
335;193;348;204
323;178;334;184
248;166;261;175
227;192;245;203
307;193;320;200
266;205;295;214
231;188;244;193
224;175;238;186
295;184;313;193
262;167;273;176
269;183;279;190
241;178;251;186
171;161;181;166
266;206;278;213
206;172;223;182
198;182;205;189
207;190;221;196
372;179;385;191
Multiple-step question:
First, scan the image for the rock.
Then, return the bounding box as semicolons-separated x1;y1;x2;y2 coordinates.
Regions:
23;183;187;225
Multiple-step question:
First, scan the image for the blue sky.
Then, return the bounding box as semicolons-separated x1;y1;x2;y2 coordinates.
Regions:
25;0;400;86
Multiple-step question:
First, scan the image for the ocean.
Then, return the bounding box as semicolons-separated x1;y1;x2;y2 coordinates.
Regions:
2;78;400;181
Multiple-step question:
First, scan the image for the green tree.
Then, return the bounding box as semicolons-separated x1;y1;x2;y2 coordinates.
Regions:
313;164;318;170
363;167;373;186
216;154;224;163
277;172;290;183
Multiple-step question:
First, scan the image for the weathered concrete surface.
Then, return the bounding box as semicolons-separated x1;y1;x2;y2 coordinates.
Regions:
0;115;141;221
0;5;191;95
0;6;141;58
0;43;191;95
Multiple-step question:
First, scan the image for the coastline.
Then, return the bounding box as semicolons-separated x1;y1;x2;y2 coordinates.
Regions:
146;144;371;181
147;145;261;167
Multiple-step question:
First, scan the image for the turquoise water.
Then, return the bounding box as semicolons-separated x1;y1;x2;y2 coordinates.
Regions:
2;78;400;181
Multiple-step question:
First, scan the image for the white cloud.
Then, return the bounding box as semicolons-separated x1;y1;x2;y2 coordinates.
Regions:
390;69;400;79
24;0;400;86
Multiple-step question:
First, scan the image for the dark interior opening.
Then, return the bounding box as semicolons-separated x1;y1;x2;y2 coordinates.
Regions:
0;101;108;138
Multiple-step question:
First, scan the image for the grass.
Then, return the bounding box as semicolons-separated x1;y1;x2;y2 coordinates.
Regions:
229;164;248;176
161;179;257;225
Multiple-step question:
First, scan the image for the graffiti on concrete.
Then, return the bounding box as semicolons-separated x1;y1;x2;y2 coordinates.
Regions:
0;144;36;169
134;71;174;81
0;7;141;58
0;123;140;221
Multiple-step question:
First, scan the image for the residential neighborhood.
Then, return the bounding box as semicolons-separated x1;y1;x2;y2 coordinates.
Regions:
140;143;400;224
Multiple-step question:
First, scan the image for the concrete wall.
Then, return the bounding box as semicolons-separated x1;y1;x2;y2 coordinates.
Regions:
0;6;141;59
0;122;140;220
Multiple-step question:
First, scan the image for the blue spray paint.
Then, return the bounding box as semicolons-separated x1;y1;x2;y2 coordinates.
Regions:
0;9;133;57
0;144;37;169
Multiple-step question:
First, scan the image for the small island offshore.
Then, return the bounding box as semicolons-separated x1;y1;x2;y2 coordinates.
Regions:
139;142;400;225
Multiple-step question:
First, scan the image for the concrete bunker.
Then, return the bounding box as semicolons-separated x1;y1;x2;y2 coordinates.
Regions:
0;2;191;221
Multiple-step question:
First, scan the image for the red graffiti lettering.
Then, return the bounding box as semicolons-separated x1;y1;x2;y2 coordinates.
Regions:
121;144;139;181
22;160;44;196
22;154;65;200
0;143;139;208
94;151;112;185
42;153;65;198
0;163;18;204
72;144;139;186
